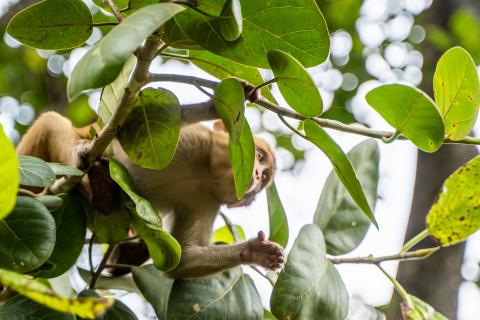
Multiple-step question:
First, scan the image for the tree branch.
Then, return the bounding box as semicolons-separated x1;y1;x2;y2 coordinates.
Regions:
48;33;165;194
182;101;218;125
104;0;124;22
329;247;439;265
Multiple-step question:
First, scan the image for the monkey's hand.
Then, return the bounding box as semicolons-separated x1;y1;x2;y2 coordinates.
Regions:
240;231;285;270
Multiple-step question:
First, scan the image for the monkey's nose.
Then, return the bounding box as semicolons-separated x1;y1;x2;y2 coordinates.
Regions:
255;169;260;180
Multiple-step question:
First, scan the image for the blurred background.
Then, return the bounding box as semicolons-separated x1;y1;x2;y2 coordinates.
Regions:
1;0;480;319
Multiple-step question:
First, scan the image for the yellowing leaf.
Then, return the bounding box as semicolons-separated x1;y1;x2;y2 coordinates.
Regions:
0;125;18;219
427;154;480;246
0;269;113;319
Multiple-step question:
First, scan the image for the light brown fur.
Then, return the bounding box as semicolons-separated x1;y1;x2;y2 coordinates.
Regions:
17;112;284;278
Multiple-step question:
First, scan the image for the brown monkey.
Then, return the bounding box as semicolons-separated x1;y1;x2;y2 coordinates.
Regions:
17;112;284;278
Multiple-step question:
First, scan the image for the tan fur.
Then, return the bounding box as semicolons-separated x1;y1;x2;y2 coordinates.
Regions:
17;112;284;278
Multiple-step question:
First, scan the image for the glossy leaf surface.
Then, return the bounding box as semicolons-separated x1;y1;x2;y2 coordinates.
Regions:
228;121;255;199
19;156;55;188
267;181;289;248
214;78;245;144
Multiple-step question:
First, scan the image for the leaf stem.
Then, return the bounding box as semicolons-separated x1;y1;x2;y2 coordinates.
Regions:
401;229;430;252
381;130;401;143
92;22;118;27
89;245;115;289
103;0;124;22
254;78;277;92
376;264;413;308
329;247;439;264
278;114;306;138
219;211;241;242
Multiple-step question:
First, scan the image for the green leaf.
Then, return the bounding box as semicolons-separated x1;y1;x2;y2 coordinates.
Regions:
219;0;243;41
267;181;289;248
270;224;349;320
89;197;130;244
6;0;92;50
366;84;444;152
132;265;174;319
0;269;114;319
174;0;330;68
131;215;181;272
0;296;74;320
304;119;377;228
109;158;162;227
47;163;84;176
264;309;279;320
98;56;137;127
118;88;181;170
0;126;18;219
212;225;246;244
36;194;87;278
168;268;263;319
267;49;323;117
403;295;448;320
78;268;141;294
228;121;255;199
19;156;56;188
433;47;480;140
0;197;56;273
163;19;204;50
426;154;480;246
214;78;246;144
189;50;277;103
67;3;184;100
314;139;380;255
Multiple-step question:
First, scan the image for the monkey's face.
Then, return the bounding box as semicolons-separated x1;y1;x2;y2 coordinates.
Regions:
227;138;276;208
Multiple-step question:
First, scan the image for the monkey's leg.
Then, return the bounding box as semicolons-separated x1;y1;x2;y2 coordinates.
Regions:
17;111;85;166
166;232;284;279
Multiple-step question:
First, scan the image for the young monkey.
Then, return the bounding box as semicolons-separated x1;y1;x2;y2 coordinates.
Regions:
16;112;285;278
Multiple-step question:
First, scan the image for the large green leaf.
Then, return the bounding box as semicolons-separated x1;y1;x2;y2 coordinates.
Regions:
118;88;181;170
403;295;448;320
132;265;174;319
314;139;380;255
228;121;255;199
98;56;137;127
174;0;330;68
7;0;92;50
267;49;323;117
433;47;480;140
271;224;349;320
19;156;55;188
89;195;130;244
0;296;74;320
36;194;87;278
131;215;181;272
67;3;184;100
168;268;263;319
426;154;480;246
267;181;289;248
189;50;277;103
219;0;243;41
214;78;246;144
109;158;162;227
0;197;56;273
0;269;114;319
366;84;444;152
0;126;18;219
304;119;377;227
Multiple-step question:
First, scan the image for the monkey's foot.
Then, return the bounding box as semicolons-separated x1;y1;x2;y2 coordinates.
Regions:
241;231;285;270
74;139;92;169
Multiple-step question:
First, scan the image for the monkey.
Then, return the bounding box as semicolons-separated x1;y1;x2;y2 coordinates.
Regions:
16;111;285;278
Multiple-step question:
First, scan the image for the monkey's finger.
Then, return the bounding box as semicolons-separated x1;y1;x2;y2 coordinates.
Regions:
257;231;266;241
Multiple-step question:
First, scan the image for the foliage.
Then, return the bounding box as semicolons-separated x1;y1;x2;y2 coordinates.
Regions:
1;0;480;319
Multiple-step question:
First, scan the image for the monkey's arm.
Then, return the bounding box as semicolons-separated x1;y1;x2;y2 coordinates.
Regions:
166;232;284;279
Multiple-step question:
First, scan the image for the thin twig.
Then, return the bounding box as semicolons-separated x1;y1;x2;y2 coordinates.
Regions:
88;234;95;275
17;188;39;197
149;73;218;89
104;0;124;22
329;247;439;264
250;265;275;286
104;263;134;269
89;245;115;289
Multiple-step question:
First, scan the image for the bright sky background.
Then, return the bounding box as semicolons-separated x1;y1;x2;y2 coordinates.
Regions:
1;0;480;319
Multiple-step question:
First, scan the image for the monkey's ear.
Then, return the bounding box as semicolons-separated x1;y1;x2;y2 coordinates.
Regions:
213;120;228;133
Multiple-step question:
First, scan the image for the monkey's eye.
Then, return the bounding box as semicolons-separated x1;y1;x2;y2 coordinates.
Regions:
256;149;265;162
261;171;268;181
